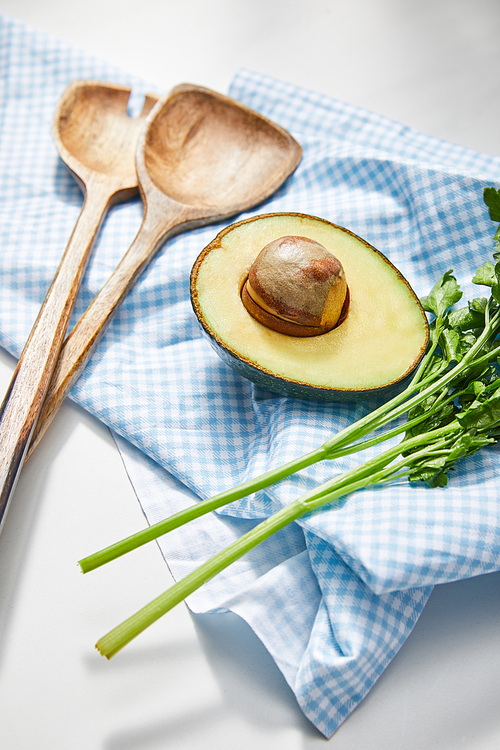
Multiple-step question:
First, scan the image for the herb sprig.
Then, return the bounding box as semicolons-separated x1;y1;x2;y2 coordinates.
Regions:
84;186;500;659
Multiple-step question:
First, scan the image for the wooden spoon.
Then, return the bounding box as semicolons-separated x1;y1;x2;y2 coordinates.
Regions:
27;83;302;456
0;80;157;533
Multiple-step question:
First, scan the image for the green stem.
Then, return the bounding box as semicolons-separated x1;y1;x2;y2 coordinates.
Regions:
95;426;457;659
330;388;452;459
462;342;500;372
82;319;500;574
306;433;455;510
95;495;311;659
80;402;454;576
407;325;441;386
312;422;458;501
79;444;328;573
342;307;500;442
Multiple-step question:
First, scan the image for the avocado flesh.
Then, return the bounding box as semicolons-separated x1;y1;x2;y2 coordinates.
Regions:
192;214;429;393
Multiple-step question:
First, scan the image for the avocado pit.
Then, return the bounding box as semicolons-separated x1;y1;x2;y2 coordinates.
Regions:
241;235;349;336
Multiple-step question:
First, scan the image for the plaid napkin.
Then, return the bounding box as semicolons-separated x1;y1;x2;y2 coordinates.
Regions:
1;13;500;737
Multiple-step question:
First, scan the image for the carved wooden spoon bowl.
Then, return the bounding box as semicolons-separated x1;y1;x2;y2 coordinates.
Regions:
56;80;157;199
28;83;302;455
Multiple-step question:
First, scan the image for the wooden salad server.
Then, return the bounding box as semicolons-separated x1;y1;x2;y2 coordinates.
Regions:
27;83;302;456
0;80;157;533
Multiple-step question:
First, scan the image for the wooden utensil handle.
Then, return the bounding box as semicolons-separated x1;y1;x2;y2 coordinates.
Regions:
0;185;113;532
26;209;177;457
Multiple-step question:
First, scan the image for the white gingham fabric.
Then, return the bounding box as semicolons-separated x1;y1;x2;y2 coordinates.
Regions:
1;13;500;737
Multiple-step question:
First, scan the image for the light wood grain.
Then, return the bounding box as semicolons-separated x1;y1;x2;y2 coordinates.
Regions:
27;83;302;456
0;80;157;532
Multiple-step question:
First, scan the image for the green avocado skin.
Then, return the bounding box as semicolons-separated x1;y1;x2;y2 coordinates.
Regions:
197;320;416;402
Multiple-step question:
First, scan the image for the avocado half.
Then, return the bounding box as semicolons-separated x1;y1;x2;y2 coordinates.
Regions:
190;213;429;401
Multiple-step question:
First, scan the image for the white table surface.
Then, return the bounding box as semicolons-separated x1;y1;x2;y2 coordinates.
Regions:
0;1;499;748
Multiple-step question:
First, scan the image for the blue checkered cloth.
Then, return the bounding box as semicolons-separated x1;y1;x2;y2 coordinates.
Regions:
1;13;500;737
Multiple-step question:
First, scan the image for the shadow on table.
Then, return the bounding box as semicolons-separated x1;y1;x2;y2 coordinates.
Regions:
102;610;322;750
